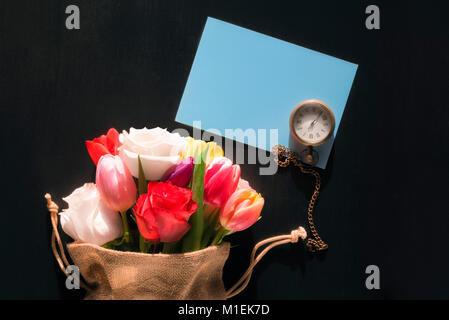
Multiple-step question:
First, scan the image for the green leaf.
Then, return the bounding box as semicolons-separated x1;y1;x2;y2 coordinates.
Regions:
138;155;147;195
102;241;114;250
182;145;209;252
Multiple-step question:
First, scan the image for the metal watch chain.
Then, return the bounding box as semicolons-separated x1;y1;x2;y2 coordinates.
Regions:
272;145;328;253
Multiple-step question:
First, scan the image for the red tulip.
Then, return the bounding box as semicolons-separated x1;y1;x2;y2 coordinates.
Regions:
220;179;264;232
96;154;137;213
204;157;240;207
86;128;121;166
134;181;198;243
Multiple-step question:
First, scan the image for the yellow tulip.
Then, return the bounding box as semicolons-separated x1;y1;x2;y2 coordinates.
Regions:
183;137;224;165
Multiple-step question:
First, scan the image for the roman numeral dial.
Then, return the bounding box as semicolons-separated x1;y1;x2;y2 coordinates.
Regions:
290;100;335;146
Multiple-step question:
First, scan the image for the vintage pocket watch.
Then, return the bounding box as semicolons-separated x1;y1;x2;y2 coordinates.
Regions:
272;99;335;253
289;99;335;166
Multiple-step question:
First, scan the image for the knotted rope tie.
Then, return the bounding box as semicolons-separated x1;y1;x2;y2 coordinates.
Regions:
45;194;90;291
290;228;306;243
226;227;307;299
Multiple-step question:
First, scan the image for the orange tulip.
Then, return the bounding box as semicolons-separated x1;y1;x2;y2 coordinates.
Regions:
220;179;264;232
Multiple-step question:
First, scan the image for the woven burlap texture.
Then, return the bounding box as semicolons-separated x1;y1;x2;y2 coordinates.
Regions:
67;241;230;300
46;193;307;300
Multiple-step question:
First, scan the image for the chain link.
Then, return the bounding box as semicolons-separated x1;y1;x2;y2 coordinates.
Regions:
272;145;328;253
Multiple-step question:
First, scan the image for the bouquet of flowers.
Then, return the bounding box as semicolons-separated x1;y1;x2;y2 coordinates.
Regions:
46;127;265;299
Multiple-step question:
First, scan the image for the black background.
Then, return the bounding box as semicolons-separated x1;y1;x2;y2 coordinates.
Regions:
0;0;448;299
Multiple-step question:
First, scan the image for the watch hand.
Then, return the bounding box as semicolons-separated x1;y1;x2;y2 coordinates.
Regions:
309;111;323;128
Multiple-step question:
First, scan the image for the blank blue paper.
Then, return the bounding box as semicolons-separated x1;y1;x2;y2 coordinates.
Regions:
176;17;358;169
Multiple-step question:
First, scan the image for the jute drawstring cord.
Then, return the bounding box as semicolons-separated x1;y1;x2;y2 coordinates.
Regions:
225;227;307;299
45;193;90;291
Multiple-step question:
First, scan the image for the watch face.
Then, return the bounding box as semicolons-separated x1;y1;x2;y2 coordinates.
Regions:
290;100;335;146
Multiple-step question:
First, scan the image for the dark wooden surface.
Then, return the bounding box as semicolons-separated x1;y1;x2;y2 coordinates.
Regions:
0;0;448;299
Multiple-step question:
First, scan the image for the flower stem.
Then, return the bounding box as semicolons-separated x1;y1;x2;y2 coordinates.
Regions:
181;146;207;252
139;235;150;253
120;211;130;243
162;242;178;254
210;226;227;246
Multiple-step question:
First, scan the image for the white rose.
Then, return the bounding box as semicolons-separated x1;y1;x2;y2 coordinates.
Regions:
118;127;187;181
60;183;123;246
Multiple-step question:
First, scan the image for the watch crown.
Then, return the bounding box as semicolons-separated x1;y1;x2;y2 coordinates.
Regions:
305;154;314;163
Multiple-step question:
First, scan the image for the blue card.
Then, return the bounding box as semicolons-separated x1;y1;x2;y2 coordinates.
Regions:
176;17;358;169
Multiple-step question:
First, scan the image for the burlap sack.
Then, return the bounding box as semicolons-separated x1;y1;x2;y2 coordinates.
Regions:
67;241;230;300
46;193;306;300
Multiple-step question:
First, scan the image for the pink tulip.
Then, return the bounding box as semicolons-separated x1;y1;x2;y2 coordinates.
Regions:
220;179;264;232
96;154;137;212
204;157;240;207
